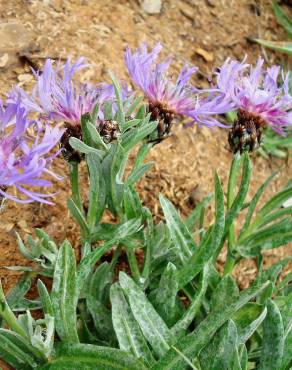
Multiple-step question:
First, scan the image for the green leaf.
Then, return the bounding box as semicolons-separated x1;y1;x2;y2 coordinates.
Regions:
67;198;90;237
89;262;113;306
119;272;172;357
185;193;213;231
38;342;148;370
251;39;292;54
160;194;194;264
210;275;239;312
227;153;242;209
87;295;115;344
153;262;179;326
109;72;125;126
259;299;284;370
273;1;292;38
81;115;108;151
37;280;54;317
212;172;225;259
110;283;154;366
122;120;157;152
171;264;210;337
255;185;292;221
123;186;144;220
86;153;105;228
125;96;144;116
232;303;267;344
240;172;277;237
151;281;270;370
15;232;35;260
126;162;153;186
0;329;41;369
5;273;32;309
69;137;104;157
51;241;79;343
121;118;141;132
224;153;251;236
77;240;117;294
177;228;212;288
199;320;238;370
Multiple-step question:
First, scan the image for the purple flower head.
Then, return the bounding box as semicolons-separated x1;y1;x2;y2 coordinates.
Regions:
0;101;64;204
10;58;100;126
215;57;292;134
125;43;230;136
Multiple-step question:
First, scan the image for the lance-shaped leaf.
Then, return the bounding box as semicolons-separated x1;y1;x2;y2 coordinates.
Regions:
151;281;270;370
224;153;251;237
152;262;179;327
119;272;172;358
110;283;154;366
259;299;284;370
250;39;292;55
160;194;194;264
0;329;42;369
185;193;213;231
177;173;224;288
232;303;267;344
37;280;54;317
86;153;105;229
199;320;238;370
273;0;292;38
51;241;79;343
210;275;239;312
171;263;210;338
239;172;277;237
87;295;116;344
38;342;148;370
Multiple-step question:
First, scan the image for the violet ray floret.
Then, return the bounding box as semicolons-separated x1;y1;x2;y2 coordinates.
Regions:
125;43;231;130
9;58;127;127
0;101;64;204
214;57;292;134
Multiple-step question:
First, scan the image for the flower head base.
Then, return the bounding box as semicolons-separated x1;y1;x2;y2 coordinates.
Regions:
125;43;200;138
0;101;63;204
215;57;292;152
228;109;264;153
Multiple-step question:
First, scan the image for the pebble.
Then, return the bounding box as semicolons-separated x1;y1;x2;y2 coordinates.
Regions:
141;0;162;14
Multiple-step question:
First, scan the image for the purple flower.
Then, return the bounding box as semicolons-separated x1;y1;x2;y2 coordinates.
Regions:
10;58;105;126
0;101;64;204
215;57;292;134
125;43;230;136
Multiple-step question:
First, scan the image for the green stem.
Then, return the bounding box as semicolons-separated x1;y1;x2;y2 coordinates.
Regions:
223;255;236;275
70;162;83;213
110;246;121;271
126;249;141;284
0;281;27;338
224;154;241;274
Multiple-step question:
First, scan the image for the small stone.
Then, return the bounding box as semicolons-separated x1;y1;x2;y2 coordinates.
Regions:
179;1;194;21
194;48;214;62
141;0;162;14
17;73;33;85
0;22;32;53
0;53;9;68
188;185;206;207
17;220;31;233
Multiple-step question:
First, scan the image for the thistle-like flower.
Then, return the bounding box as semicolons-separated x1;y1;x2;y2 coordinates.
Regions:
0;101;64;204
125;43;227;139
215;57;292;152
10;58;125;161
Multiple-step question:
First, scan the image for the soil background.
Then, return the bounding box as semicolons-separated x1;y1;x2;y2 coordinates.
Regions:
0;1;291;365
